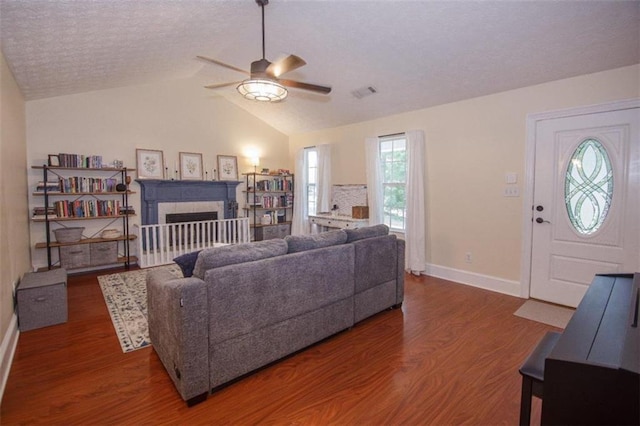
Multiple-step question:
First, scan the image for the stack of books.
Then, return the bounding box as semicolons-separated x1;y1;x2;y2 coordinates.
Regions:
35;181;61;193
32;207;57;220
118;206;136;216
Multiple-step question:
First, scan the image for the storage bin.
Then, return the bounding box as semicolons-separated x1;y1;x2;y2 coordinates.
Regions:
352;206;369;219
255;224;291;241
90;241;118;265
17;269;68;331
59;244;90;269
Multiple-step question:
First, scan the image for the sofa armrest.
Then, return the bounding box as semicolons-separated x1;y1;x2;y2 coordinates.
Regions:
147;268;209;402
396;238;405;304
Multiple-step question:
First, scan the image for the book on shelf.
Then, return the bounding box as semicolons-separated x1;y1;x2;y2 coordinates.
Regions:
52;199;121;218
255;177;293;192
258;194;293;209
56;153;103;169
59;176;118;193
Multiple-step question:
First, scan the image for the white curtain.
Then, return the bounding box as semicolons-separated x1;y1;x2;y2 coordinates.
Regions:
405;130;426;275
291;148;309;235
365;137;383;225
316;144;332;213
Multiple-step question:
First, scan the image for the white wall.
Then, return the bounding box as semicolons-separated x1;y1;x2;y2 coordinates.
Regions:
289;65;640;294
0;50;30;402
26;77;289;270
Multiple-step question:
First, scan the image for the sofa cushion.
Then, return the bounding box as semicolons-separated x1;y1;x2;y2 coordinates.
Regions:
284;229;348;253
345;224;389;243
173;250;202;277
192;239;288;279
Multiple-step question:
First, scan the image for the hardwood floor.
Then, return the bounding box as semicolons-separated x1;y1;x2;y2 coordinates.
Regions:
1;271;556;425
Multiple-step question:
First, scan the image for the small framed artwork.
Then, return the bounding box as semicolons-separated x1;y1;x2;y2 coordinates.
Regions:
179;152;203;180
217;155;239;181
48;155;60;167
136;149;165;179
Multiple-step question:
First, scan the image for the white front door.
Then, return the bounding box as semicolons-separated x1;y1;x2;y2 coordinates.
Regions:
530;106;639;307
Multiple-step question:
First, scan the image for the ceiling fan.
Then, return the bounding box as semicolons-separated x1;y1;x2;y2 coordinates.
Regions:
197;0;331;102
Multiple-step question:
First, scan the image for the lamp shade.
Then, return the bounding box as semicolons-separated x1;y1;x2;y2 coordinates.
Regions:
237;79;288;102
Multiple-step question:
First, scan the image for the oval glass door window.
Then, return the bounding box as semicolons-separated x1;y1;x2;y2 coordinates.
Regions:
564;138;614;235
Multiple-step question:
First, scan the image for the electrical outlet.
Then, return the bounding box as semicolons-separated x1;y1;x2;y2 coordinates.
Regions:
465;252;473;263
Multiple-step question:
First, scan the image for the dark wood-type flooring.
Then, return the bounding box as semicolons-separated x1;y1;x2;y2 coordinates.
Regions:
1;270;556;425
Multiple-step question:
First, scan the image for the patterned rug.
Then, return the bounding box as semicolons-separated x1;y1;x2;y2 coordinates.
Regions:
98;264;183;353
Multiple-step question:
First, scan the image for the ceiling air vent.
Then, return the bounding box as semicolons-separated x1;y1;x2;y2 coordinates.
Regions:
351;86;377;99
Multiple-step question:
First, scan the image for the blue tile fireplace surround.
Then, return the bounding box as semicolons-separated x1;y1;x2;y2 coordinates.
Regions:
136;179;242;225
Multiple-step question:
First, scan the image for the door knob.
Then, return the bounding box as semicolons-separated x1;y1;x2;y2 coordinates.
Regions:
535;217;551;224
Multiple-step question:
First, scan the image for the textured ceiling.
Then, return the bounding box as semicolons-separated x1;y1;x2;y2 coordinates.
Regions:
1;0;639;135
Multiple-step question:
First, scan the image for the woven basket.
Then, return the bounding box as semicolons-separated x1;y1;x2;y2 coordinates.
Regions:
100;229;121;239
53;227;84;243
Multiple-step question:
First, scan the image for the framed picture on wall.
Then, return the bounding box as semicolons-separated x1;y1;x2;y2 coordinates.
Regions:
136;149;165;179
179;152;203;180
217;155;238;181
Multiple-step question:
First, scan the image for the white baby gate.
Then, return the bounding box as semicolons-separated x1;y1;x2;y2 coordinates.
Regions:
134;217;250;268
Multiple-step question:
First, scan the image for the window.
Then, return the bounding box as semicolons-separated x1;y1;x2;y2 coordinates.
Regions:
565;138;614;235
305;148;318;216
379;134;407;231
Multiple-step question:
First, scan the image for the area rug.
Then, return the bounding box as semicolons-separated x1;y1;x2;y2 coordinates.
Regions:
98;264;183;353
514;300;575;329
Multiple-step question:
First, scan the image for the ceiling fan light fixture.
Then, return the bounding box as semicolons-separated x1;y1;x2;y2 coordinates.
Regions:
237;78;288;102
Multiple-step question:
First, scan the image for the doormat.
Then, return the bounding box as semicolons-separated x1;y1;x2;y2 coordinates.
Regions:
98;264;183;353
514;300;574;329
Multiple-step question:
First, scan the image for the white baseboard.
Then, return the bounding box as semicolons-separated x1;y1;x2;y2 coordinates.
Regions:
0;315;19;404
424;263;522;298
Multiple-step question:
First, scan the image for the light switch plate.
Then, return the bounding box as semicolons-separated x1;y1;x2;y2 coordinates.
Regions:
505;173;518;184
504;187;520;197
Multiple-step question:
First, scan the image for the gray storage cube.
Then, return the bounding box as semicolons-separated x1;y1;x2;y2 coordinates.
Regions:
90;241;118;266
59;244;90;269
17;269;68;331
255;224;291;241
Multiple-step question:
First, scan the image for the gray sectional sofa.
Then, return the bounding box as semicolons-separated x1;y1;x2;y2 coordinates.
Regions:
146;224;405;405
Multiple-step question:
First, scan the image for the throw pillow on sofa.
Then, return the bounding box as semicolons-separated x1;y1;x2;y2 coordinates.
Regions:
284;229;348;253
345;224;389;243
192;239;288;279
173;250;202;277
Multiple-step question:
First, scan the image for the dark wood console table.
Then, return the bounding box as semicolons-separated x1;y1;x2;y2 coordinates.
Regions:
541;273;639;425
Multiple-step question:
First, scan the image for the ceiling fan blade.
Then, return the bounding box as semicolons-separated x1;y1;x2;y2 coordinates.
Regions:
197;56;250;76
204;81;242;89
279;79;332;94
266;55;306;77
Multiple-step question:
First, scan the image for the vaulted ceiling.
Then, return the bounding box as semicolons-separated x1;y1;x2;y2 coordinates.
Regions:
1;0;638;135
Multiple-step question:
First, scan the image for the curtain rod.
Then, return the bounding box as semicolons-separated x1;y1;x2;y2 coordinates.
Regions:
378;132;405;138
304;145;316;149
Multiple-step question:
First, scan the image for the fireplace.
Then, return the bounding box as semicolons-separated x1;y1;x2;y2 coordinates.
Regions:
136;179;241;225
165;211;219;246
166;212;218;223
134;180;250;268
